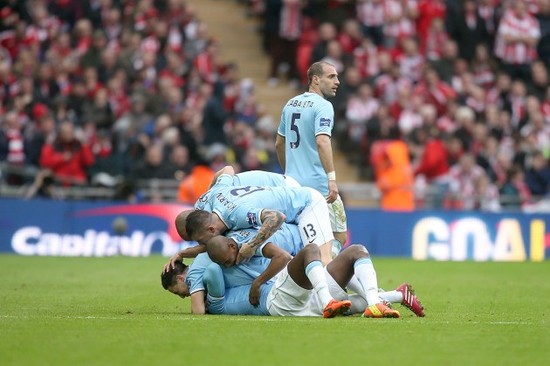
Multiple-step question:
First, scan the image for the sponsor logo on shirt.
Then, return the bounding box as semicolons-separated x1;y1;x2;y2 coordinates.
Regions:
319;117;332;127
246;212;258;226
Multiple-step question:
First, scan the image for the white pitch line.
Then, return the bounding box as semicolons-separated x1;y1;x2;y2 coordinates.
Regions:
0;315;545;325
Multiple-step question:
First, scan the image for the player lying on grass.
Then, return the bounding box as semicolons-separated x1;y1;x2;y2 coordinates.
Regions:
163;244;352;318
162;223;424;317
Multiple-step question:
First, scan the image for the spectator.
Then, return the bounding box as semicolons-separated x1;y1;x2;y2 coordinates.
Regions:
130;144;174;181
500;165;532;209
451;0;490;62
471;173;501;211
39;121;95;185
494;1;541;81
525;150;550;198
411;127;450;208
448;152;486;209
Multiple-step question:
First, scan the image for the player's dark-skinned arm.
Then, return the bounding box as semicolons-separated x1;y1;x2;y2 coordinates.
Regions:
249;243;292;306
316;134;339;203
163;245;207;273
209;165;235;188
275;134;286;171
190;291;206;315
237;209;286;263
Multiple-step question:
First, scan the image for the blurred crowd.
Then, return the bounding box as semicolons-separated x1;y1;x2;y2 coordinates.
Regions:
250;0;550;211
0;0;280;202
2;0;550;212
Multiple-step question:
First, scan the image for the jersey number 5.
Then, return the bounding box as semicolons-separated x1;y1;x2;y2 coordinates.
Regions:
290;113;301;149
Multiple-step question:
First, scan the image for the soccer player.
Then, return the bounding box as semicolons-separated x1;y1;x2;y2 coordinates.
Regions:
184;173;336;265
162;224;424;317
163;243;352;318
207;236;404;318
275;61;348;248
163;167;301;269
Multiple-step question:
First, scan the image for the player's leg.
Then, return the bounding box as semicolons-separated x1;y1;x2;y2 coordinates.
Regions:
287;245;351;318
297;188;335;266
329;244;400;318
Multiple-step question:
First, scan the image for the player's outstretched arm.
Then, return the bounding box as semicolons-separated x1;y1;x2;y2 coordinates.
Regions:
162;245;206;273
249;243;292;306
237;209;286;263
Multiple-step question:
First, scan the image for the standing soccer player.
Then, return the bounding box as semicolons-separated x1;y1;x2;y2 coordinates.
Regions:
275;61;348;247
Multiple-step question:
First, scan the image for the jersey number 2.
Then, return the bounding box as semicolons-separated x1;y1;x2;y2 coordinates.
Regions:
290;113;301;149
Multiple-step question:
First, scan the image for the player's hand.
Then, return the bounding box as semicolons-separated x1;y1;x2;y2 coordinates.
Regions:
237;243;255;264
326;180;339;204
163;251;184;273
249;281;261;306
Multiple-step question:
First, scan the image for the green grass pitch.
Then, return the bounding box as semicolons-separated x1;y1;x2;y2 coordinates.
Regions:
1;255;549;366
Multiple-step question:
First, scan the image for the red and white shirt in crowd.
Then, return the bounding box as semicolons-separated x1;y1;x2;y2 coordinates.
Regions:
374;74;412;104
353;41;380;78
397;53;424;83
384;0;417;42
494;9;540;64
279;0;302;41
356;0;385;27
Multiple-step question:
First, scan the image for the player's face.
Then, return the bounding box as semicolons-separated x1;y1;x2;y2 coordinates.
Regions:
219;243;238;268
168;275;190;299
318;65;339;98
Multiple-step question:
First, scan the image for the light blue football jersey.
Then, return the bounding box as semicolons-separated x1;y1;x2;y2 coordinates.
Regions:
222;256;271;288
185;252;213;295
277;92;334;196
194;172;291;212
219;283;273;315
227;224;303;257
206;176;312;230
232;170;287;187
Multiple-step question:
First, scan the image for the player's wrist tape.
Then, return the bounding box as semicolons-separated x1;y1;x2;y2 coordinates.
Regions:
327;171;336;181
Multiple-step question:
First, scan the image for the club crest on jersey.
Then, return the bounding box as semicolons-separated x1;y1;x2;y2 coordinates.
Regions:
320;117;331;127
246;212;259;226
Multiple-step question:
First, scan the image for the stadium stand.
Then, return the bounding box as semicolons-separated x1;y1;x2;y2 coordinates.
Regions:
1;0;550;212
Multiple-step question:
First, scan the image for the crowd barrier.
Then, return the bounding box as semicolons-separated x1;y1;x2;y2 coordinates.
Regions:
0;199;547;261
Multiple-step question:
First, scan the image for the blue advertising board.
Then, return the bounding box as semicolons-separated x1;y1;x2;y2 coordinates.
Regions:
1;199;549;261
347;208;550;261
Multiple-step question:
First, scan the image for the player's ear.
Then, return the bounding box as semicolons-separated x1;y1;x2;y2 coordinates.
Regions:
176;274;184;282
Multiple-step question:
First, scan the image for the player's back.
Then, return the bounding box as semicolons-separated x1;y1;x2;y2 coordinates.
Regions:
222;256;270;288
278;92;334;196
185;252;212;294
211;183;313;229
233;171;286;187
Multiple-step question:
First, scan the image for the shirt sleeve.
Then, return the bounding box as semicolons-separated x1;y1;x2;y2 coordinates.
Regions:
315;100;334;137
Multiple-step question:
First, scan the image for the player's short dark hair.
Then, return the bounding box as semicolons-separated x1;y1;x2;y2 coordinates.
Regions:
185;210;211;240
307;61;331;86
161;261;187;290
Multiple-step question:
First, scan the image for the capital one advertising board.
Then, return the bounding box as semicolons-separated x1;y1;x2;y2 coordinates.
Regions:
1;200;549;261
0;199;193;257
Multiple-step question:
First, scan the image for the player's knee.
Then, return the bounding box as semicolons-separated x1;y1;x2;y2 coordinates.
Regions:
346;244;370;259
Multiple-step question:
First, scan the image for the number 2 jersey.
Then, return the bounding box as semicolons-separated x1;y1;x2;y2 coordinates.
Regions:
195;174;312;230
277;92;334;196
